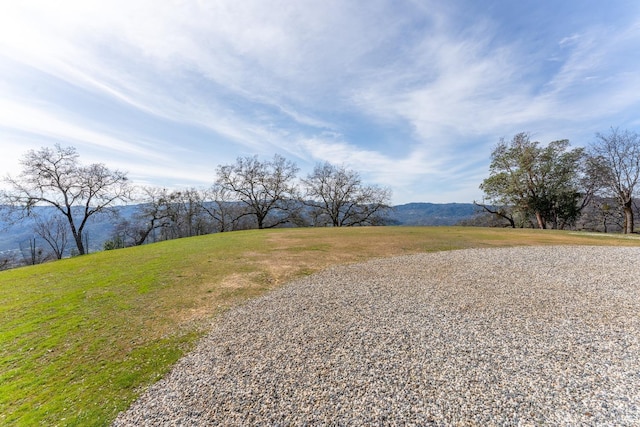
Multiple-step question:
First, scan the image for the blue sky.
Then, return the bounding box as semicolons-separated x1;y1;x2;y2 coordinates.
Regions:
1;0;639;204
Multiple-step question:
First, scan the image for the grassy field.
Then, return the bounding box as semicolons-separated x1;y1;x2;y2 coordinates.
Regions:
1;226;640;426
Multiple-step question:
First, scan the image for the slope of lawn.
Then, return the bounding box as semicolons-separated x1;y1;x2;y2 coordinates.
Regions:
1;226;639;426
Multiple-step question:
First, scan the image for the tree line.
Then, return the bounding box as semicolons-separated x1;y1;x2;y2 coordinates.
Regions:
2;126;638;268
0;145;392;266
476;128;640;233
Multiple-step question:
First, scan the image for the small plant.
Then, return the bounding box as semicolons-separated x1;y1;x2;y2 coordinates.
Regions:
103;236;125;251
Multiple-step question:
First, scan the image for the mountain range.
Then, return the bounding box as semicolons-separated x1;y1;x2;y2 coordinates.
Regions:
0;202;479;256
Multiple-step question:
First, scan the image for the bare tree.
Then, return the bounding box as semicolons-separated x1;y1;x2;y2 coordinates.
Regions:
472;201;516;228
215;154;300;229
19;237;47;265
158;188;204;239
589;128;640;234
576;197;624;233
122;187;223;246
2;144;131;255
302;162;392;227
34;214;69;259
0;251;18;271
120;187;178;246
200;184;239;232
177;188;213;237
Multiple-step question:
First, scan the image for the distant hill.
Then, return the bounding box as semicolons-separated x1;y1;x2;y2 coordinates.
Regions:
0;206;120;257
0;202;478;255
388;203;478;226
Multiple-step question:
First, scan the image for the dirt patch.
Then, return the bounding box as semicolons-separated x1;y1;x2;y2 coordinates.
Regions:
218;273;257;289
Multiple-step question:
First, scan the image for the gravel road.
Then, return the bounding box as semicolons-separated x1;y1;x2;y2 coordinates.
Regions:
113;246;640;426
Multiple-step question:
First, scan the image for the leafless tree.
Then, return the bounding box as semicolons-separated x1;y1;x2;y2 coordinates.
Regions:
120;187;167;246
472;201;516;228
2;144;132;254
589;128;640;234
302;162;392;227
34;214;69;259
118;187;180;246
200;184;239;232
0;250;18;270
19;237;47;265
215;154;300;229
576;197;624;233
160;188;210;239
122;186;225;246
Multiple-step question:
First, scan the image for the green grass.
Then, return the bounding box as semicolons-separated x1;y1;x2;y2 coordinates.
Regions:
1;226;639;425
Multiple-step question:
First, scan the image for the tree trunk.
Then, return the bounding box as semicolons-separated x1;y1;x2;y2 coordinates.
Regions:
66;214;86;255
623;200;634;234
74;233;86;255
135;228;153;246
473;202;516;228
535;211;547;229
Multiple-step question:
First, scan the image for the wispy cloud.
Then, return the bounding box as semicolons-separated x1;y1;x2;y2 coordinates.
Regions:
0;98;165;159
0;1;639;203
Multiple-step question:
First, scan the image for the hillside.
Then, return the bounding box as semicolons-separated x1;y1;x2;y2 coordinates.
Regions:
2;227;640;425
0;207;118;257
0;202;479;256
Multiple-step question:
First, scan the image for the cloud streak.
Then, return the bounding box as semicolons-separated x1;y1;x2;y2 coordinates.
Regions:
1;0;639;203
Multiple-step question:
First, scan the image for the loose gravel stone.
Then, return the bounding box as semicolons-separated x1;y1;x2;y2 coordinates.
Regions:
113;246;640;426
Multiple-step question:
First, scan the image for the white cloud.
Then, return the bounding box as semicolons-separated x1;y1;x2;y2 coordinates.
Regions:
0;98;169;159
0;1;639;203
300;136;448;192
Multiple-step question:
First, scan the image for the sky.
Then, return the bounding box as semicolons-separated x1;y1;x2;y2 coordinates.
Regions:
0;1;639;204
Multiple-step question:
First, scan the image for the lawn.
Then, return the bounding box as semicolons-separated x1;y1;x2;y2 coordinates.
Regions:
1;226;639;426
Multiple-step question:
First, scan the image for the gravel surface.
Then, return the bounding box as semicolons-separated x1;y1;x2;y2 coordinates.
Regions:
113;246;640;426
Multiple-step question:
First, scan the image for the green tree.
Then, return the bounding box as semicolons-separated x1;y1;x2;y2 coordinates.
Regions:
479;133;587;229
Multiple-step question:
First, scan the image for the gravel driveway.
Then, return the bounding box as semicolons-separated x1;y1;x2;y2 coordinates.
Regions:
113;246;640;426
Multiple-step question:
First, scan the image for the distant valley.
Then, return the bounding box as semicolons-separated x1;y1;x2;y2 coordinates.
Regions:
0;202;479;255
387;203;477;226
